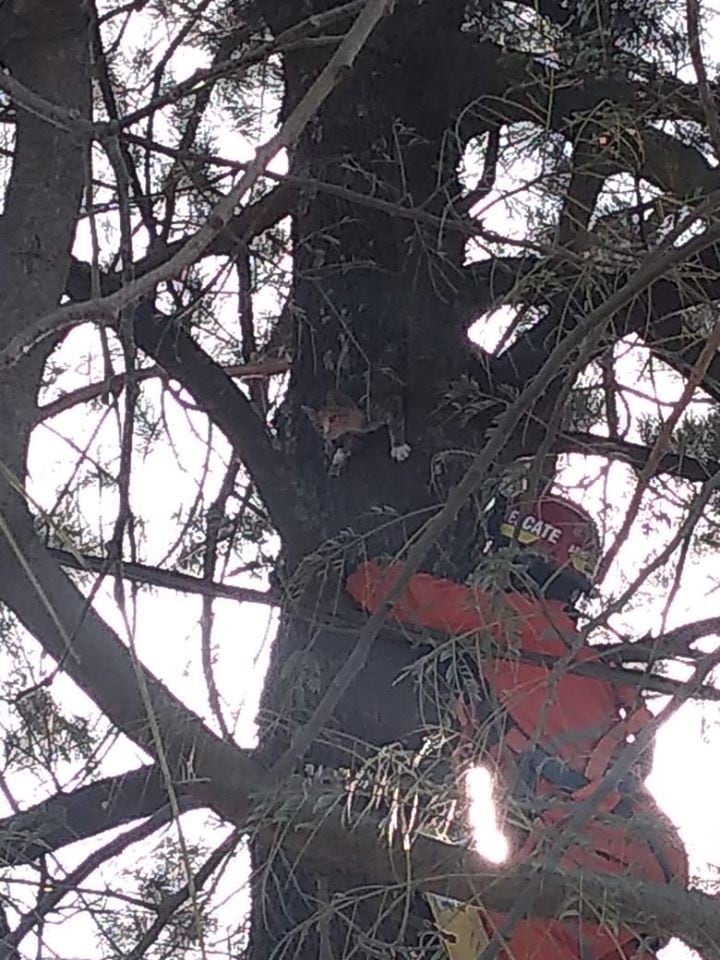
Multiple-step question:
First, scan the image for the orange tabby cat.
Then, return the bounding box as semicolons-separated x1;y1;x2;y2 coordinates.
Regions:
302;389;411;475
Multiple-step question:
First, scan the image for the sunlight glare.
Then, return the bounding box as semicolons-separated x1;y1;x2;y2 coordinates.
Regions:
465;766;510;864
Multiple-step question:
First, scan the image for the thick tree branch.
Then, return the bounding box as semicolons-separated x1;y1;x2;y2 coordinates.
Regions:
275;220;720;775
0;0;396;368
0;506;266;818
0;0;90;348
248;779;712;956
121;133;508;247
130;302;307;548
0;766;181;868
455;34;713;140
642;307;720;407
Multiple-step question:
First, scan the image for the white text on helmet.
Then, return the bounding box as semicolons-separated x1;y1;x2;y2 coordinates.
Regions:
506;509;562;544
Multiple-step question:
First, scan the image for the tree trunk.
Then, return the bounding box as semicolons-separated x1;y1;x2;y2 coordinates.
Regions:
249;4;502;956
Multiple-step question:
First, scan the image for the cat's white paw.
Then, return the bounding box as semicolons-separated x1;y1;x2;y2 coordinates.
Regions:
391;443;412;462
329;447;349;475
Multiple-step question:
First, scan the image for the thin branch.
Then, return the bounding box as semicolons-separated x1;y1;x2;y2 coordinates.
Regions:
36;357;290;422
0;70;96;138
685;0;720;159
43;545;720;703
49;548;276;606
5;806;177;951
557;430;718;482
493;225;720;391
599;322;720;579
0;0;397;368
129;301;304;548
115;1;367;131
126;829;241;960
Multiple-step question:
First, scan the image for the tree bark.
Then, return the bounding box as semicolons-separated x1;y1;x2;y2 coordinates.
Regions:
248;3;511;955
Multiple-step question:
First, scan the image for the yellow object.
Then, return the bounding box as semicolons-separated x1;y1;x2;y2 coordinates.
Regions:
427;894;490;960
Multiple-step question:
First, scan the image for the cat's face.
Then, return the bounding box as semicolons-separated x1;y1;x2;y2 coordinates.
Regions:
316;406;365;440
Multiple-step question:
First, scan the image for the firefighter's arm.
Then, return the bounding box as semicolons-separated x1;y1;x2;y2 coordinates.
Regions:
346;561;495;634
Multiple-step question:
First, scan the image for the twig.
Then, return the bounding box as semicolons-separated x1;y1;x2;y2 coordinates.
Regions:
4;806;178;951
0;0;397;369
686;0;720;159
48;548;276;606
200;461;242;740
36;358;290;422
598;321;720;579
126;829;241;960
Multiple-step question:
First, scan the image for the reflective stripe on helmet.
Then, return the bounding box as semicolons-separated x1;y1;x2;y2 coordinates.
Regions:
499;496;601;584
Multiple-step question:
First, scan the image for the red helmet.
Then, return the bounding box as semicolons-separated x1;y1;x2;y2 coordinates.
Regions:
498;495;601;596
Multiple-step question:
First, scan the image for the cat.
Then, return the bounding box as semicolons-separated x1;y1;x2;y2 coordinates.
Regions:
302;388;411;476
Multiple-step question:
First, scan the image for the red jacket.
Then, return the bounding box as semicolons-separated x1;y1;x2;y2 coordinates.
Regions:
347;561;688;960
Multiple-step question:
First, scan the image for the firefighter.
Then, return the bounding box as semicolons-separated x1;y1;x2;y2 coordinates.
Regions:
346;493;688;960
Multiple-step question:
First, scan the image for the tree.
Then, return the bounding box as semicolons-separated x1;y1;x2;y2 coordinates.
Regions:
1;0;720;957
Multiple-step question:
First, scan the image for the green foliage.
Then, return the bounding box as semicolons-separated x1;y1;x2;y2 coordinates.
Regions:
4;688;95;771
640;407;720;461
96;839;218;960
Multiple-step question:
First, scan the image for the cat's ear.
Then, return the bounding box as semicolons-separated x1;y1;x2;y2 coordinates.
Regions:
301;404;320;428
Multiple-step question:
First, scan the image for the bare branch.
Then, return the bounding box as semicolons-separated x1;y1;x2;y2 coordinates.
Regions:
50;548;277;606
0;508;266;818
685;0;720;159
36;357;290;422
0;0;397;368
126;829;241;960
557;430;719;483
